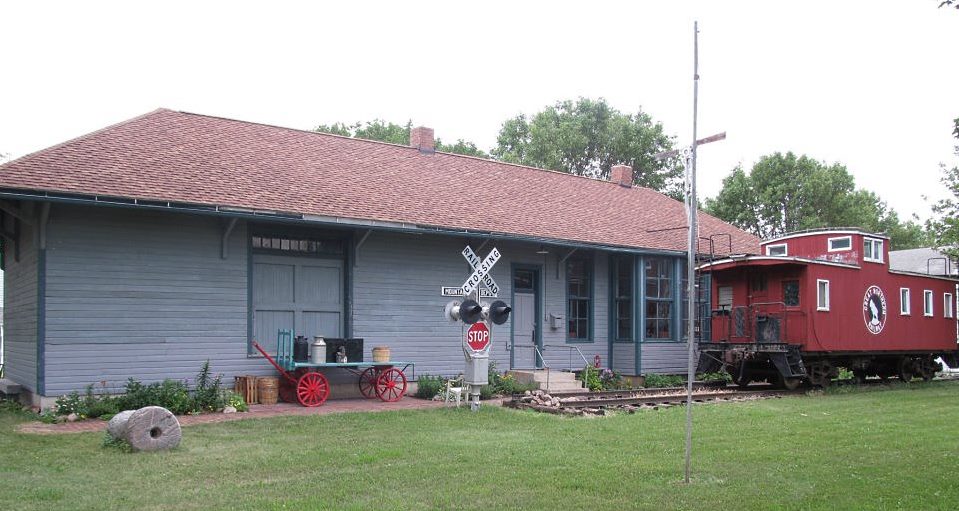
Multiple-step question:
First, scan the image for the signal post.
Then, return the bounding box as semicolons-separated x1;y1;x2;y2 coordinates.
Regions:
443;246;511;411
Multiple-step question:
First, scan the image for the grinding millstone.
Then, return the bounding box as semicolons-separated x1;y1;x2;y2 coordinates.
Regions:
106;409;136;439
125;406;182;452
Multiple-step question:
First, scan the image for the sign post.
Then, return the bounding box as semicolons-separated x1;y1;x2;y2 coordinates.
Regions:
442;245;507;411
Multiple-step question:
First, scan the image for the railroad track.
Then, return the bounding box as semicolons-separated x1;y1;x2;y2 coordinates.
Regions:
505;386;798;416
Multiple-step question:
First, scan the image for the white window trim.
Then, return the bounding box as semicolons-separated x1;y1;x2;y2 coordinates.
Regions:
827;236;852;252
765;243;788;257
900;288;911;315
924;290;934;317
863;238;884;263
945;293;954;319
817;279;830;311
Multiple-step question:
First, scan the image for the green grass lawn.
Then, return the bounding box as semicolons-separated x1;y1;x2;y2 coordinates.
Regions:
2;382;959;510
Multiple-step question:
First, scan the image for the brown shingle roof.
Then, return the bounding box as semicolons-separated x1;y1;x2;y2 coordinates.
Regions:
0;109;759;254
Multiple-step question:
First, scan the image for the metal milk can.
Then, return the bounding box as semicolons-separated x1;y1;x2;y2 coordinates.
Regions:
310;336;326;364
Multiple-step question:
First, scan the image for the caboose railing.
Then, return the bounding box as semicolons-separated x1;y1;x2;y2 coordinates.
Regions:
713;302;806;344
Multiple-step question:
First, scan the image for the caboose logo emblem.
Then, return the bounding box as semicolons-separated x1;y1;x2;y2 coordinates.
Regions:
862;285;887;335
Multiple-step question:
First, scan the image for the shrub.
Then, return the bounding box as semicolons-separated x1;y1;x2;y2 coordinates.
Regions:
578;365;603;391
118;378;192;415
192;360;226;412
698;371;732;384
644;373;685;388
415;374;445;399
225;392;249;412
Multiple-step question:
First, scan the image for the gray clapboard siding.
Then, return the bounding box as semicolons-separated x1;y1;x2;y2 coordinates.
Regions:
3;224;38;392
641;342;693;374
611;343;635;374
352;232;507;377
42;205;271;395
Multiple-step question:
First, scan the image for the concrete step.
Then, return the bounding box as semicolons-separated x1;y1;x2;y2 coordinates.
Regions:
0;379;22;395
509;370;579;384
541;380;585;393
508;370;584;392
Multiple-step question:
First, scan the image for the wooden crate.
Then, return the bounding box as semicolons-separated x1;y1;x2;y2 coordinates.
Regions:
233;375;258;404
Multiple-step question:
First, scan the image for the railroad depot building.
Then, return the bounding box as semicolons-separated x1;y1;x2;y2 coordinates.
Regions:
0;109;758;405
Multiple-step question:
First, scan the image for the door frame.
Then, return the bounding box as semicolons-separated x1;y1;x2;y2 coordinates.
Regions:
510;263;543;369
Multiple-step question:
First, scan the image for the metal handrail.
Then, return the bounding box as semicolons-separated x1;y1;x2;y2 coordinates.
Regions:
511;343;550;390
542;344;590;371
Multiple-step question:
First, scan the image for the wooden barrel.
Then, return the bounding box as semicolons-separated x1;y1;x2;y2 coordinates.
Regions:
372;346;391;363
257;376;279;405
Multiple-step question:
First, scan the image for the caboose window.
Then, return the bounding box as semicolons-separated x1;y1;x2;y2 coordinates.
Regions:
900;288;911;315
783;280;800;306
765;244;787;256
923;290;933;316
817;280;830;311
645;257;673;340
828;236;852;251
863;238;884;263
945;293;954;319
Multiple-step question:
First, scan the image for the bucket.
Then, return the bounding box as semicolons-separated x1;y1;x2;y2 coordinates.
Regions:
257;376;279;405
372;346;391;363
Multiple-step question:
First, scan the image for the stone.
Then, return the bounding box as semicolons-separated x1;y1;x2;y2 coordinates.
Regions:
125;406;182;452
107;410;136;439
223;406;237;414
66;413;78;423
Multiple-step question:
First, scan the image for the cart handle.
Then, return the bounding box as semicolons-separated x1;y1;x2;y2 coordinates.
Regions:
252;341;298;384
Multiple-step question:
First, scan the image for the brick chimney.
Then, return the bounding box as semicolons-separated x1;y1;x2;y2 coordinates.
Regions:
410;126;435;153
610;164;633;187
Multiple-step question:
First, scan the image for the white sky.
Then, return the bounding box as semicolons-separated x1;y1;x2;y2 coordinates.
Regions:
1;1;957;222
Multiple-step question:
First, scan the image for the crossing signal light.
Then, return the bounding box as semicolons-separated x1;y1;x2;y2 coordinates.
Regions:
484;300;512;325
444;299;483;324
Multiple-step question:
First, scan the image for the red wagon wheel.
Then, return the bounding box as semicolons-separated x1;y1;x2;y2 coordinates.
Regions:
358;367;379;399
297;371;330;407
375;367;407;402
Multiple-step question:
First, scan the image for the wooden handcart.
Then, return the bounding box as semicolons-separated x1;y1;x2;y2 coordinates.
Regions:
252;331;414;407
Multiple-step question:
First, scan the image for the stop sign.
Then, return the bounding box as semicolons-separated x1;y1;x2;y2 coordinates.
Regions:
466;322;490;351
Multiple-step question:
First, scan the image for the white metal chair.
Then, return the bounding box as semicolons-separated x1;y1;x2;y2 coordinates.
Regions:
444;376;469;407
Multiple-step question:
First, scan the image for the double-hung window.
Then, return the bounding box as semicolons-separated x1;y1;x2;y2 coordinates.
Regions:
945;293;954;319
817;280;830;311
612;256;633;342
566;259;592;342
900;288;911;315
863;238;884;263
923;290;934;317
645;257;673;340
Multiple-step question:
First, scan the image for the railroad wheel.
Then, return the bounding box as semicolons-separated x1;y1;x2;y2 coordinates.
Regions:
358;368;379;399
778;374;803;391
852;369;868;384
918;357;940;381
375;368;407;402
732;374;751;389
898;357;916;383
297;371;330;407
808;362;832;388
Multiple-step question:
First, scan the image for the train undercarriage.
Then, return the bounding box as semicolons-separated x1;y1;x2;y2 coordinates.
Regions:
697;342;957;389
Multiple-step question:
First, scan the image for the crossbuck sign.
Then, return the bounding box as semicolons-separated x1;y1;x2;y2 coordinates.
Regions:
460;246;500;296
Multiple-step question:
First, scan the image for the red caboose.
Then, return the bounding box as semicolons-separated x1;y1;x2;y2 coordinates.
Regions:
697;229;958;388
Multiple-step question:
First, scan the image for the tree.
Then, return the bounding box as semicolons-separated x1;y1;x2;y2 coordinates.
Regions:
926;118;959;258
706;152;930;249
491;98;682;195
314;120;488;158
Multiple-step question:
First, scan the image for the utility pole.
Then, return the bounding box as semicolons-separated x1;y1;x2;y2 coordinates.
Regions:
684;20;700;486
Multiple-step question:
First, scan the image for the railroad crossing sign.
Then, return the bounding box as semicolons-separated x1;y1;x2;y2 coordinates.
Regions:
465;322;491;351
460;246;501;296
